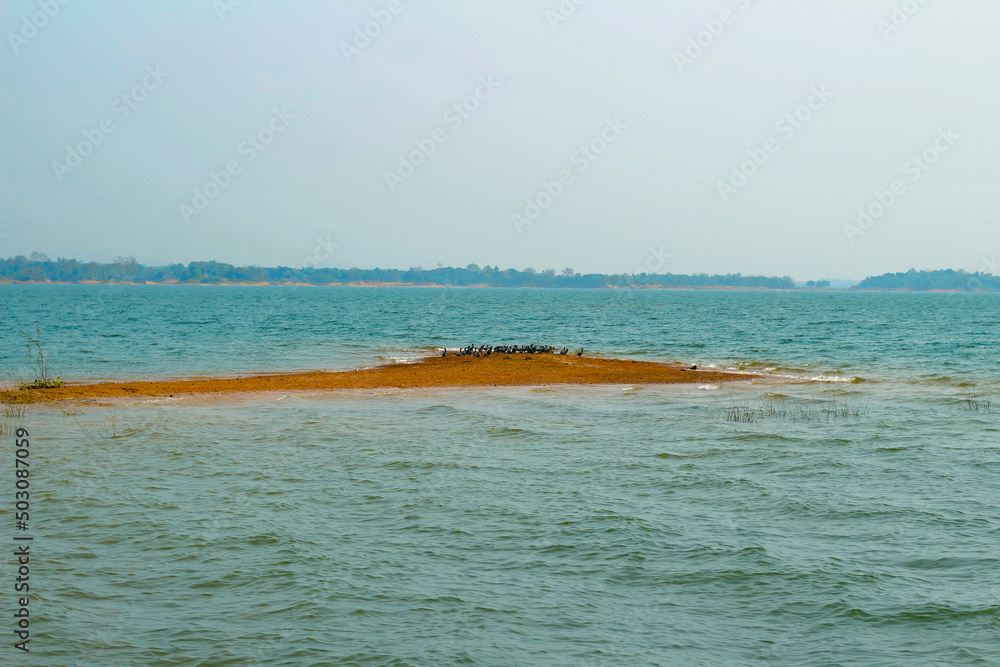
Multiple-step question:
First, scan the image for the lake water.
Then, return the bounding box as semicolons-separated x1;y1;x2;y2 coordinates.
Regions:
2;285;999;665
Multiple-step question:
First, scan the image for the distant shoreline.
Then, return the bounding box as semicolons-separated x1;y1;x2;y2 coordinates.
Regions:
3;258;995;291
0;279;803;290
0;256;797;290
0;280;981;292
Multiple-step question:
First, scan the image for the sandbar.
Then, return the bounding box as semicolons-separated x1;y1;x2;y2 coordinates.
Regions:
3;354;759;403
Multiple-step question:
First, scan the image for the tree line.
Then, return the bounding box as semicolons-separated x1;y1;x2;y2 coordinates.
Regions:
0;254;795;289
855;268;1000;291
5;256;996;291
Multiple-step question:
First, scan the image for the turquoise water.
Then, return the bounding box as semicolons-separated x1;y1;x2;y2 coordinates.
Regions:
2;286;999;665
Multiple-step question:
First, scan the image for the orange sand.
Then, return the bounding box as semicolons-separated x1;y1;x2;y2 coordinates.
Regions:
3;354;758;403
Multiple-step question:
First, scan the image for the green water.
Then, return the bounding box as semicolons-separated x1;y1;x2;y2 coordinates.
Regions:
2;286;999;665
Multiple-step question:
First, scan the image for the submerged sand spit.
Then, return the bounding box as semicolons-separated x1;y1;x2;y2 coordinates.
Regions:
3;354;759;403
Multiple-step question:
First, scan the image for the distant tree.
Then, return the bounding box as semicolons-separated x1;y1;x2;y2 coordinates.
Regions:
29;252;49;262
114;255;139;281
0;255;806;290
855;269;1000;291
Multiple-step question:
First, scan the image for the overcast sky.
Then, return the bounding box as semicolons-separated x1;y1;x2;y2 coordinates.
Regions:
2;0;998;280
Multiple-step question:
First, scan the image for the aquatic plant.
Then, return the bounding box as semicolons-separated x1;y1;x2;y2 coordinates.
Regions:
711;395;869;423
960;390;991;412
69;406;120;439
0;401;26;435
100;408;119;438
19;324;64;389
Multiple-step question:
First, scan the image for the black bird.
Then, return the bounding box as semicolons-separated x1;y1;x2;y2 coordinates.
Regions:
442;350;447;357
576;348;584;356
558;348;568;355
689;365;697;370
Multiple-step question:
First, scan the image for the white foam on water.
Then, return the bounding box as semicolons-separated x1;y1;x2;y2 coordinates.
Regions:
381;355;423;364
810;375;854;383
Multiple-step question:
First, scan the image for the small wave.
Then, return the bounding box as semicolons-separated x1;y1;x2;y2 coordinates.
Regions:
751;370;862;384
417;404;456;412
699;384;720;391
487;426;538;438
723;433;807;442
124;396;189;405
378;355;422;364
729;360;867;383
880;603;1000;623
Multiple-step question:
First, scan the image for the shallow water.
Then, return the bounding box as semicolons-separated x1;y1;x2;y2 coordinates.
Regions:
2;286;999;665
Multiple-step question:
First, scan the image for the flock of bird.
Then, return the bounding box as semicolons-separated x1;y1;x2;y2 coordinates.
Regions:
444;344;583;358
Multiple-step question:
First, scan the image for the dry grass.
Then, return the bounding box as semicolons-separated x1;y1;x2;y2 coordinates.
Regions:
0;402;26;435
960;390;991;412
66;406;121;440
711;395;869;423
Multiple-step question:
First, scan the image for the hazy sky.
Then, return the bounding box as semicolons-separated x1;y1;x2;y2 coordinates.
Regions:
2;0;998;280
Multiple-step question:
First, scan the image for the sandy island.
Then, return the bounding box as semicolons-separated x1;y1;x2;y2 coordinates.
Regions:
3;354;760;403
